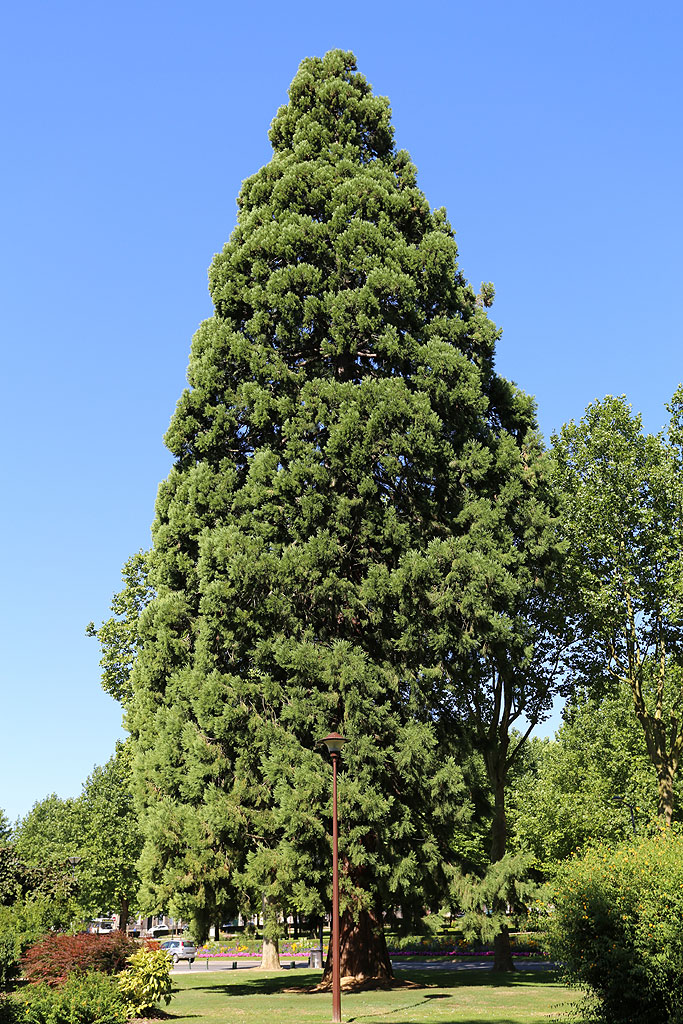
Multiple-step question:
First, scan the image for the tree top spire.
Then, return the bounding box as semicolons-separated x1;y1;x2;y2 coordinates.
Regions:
268;49;395;162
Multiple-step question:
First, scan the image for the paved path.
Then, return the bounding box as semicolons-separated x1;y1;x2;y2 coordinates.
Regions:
171;957;557;976
392;958;558;973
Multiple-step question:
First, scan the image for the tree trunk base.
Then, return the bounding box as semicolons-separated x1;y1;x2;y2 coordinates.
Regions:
259;937;281;970
313;974;414;993
319;905;394;989
492;927;515;972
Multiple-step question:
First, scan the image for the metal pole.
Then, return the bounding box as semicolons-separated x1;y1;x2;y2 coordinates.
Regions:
331;750;341;1024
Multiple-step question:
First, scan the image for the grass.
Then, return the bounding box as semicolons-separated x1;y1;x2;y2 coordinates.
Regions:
164;966;578;1023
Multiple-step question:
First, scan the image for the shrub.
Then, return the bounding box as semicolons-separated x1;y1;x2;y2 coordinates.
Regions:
22;934;137;987
0;934;21;992
0;993;25;1024
116;947;172;1018
0;901;64;989
547;828;683;1023
20;972;126;1024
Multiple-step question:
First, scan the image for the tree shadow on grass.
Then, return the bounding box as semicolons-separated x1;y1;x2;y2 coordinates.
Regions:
176;974;318;998
179;967;563;1000
130;1011;202;1023
394;968;563;989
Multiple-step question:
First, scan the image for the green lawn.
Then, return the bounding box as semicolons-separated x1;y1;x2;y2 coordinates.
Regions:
167;967;578;1023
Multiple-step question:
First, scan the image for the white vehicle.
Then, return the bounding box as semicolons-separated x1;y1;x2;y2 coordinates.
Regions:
160;939;196;964
91;918;114;934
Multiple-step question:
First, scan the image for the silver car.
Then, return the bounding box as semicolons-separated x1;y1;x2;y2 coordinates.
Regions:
160;939;196;964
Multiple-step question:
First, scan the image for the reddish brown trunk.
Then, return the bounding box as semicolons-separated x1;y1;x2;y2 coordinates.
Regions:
321;905;393;985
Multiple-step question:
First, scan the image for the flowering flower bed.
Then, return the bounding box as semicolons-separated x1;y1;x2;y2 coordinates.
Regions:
389;949;547;958
195;940;325;959
194;935;548;960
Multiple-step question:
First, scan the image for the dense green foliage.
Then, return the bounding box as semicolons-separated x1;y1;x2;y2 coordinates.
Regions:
0;847;70;918
552;389;683;821
12;798;77;876
0;993;24;1024
19;973;127;1024
548;829;683;1023
452;850;537;947
0;934;20;993
0;836;78;983
73;744;143;926
11;745;142;928
87;49;561;973
87;554;152;709
116;947;172;1017
509;686;664;869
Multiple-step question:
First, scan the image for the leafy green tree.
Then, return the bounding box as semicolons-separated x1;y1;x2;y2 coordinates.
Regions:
12;749;142;931
0;842;78;939
73;743;144;930
509;685;663;870
431;489;568;970
104;49;560;980
13;795;78;869
552;389;683;823
0;813;11;844
87;552;152;709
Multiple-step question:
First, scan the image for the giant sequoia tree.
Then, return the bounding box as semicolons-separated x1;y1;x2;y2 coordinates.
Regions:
123;50;558;980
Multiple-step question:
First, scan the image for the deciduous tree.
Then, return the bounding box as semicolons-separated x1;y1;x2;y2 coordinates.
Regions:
509;686;662;870
11;748;143;930
73;743;143;930
87;553;152;709
552;389;683;823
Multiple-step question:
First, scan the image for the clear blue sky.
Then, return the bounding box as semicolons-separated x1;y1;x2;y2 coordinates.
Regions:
1;0;681;824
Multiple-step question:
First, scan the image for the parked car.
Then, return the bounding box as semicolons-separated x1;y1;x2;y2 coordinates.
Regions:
90;918;114;934
160;939;196;964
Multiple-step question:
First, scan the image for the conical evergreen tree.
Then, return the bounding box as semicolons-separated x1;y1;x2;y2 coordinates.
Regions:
125;50;556;979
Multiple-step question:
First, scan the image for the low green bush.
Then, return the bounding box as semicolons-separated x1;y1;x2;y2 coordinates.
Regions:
548;827;683;1023
0;993;25;1024
0;934;21;992
20;972;126;1024
0;900;63;992
117;947;172;1018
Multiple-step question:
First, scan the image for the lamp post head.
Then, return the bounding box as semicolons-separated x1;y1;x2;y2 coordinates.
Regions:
320;732;348;756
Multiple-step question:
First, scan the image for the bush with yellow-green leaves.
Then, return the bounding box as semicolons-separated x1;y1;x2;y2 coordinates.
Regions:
548;827;683;1024
117;947;172;1018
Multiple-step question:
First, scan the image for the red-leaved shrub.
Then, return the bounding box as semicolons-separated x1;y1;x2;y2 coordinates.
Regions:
22;931;138;986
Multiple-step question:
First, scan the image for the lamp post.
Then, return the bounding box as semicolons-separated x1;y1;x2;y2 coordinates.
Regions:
66;857;81;934
612;797;637;835
66;856;81;880
321;732;347;1024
